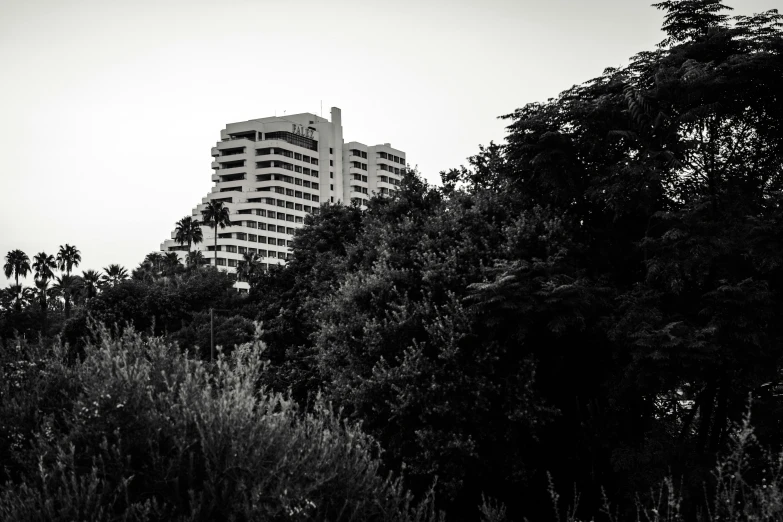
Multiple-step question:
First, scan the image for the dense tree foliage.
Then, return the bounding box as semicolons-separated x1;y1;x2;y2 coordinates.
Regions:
2;2;782;520
243;2;783;519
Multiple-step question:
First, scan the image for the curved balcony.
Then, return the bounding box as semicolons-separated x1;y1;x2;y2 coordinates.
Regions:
205;193;237;204
216;166;247;176
219;137;254;148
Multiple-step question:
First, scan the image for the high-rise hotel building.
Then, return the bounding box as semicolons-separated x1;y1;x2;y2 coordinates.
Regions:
160;107;406;291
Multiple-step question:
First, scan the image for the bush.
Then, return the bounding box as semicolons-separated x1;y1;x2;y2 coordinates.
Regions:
168;312;256;359
0;325;441;522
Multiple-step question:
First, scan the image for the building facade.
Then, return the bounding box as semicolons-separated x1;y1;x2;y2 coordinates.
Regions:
160;107;406;291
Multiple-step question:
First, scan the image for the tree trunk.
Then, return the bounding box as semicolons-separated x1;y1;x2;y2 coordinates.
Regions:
697;381;716;456
214;226;218;267
709;377;730;455
41;293;47;334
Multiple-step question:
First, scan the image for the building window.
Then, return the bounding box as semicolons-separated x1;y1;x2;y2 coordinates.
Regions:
216;258;226;266
329;147;333;154
295;216;303;223
263;131;318;151
228;259;237;267
277;239;286;246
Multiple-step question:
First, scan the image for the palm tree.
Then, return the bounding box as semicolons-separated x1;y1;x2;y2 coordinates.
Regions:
56;244;81;276
132;261;156;283
20;286;36;308
81;269;101;300
52;274;82;319
0;286;14;311
101;264;128;288
4;249;31;286
186;250;206;268
1;284;35;311
33;252;57;283
201;200;233;268
236;252;261;282
175;216;204;253
32;252;57;332
4;250;32;310
144;252;164;274
162;252;183;277
33;278;51;332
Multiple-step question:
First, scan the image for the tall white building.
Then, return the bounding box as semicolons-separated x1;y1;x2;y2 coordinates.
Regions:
161;107;406;291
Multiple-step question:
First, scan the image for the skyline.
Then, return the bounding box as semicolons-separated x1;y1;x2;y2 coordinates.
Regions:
1;0;776;282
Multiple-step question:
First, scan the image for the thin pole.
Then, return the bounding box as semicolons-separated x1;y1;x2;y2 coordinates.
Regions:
210;307;214;362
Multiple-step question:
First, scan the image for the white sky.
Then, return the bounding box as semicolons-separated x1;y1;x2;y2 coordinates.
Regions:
0;0;775;283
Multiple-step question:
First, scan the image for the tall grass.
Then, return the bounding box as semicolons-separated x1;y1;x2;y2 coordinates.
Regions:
476;408;783;522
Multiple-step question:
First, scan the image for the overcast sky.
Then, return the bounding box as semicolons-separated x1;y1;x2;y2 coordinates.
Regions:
0;0;775;282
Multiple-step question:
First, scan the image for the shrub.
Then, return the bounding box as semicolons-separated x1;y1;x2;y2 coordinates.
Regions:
0;325;441;522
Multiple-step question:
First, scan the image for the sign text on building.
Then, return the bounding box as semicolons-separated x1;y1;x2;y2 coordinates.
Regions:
292;124;315;139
